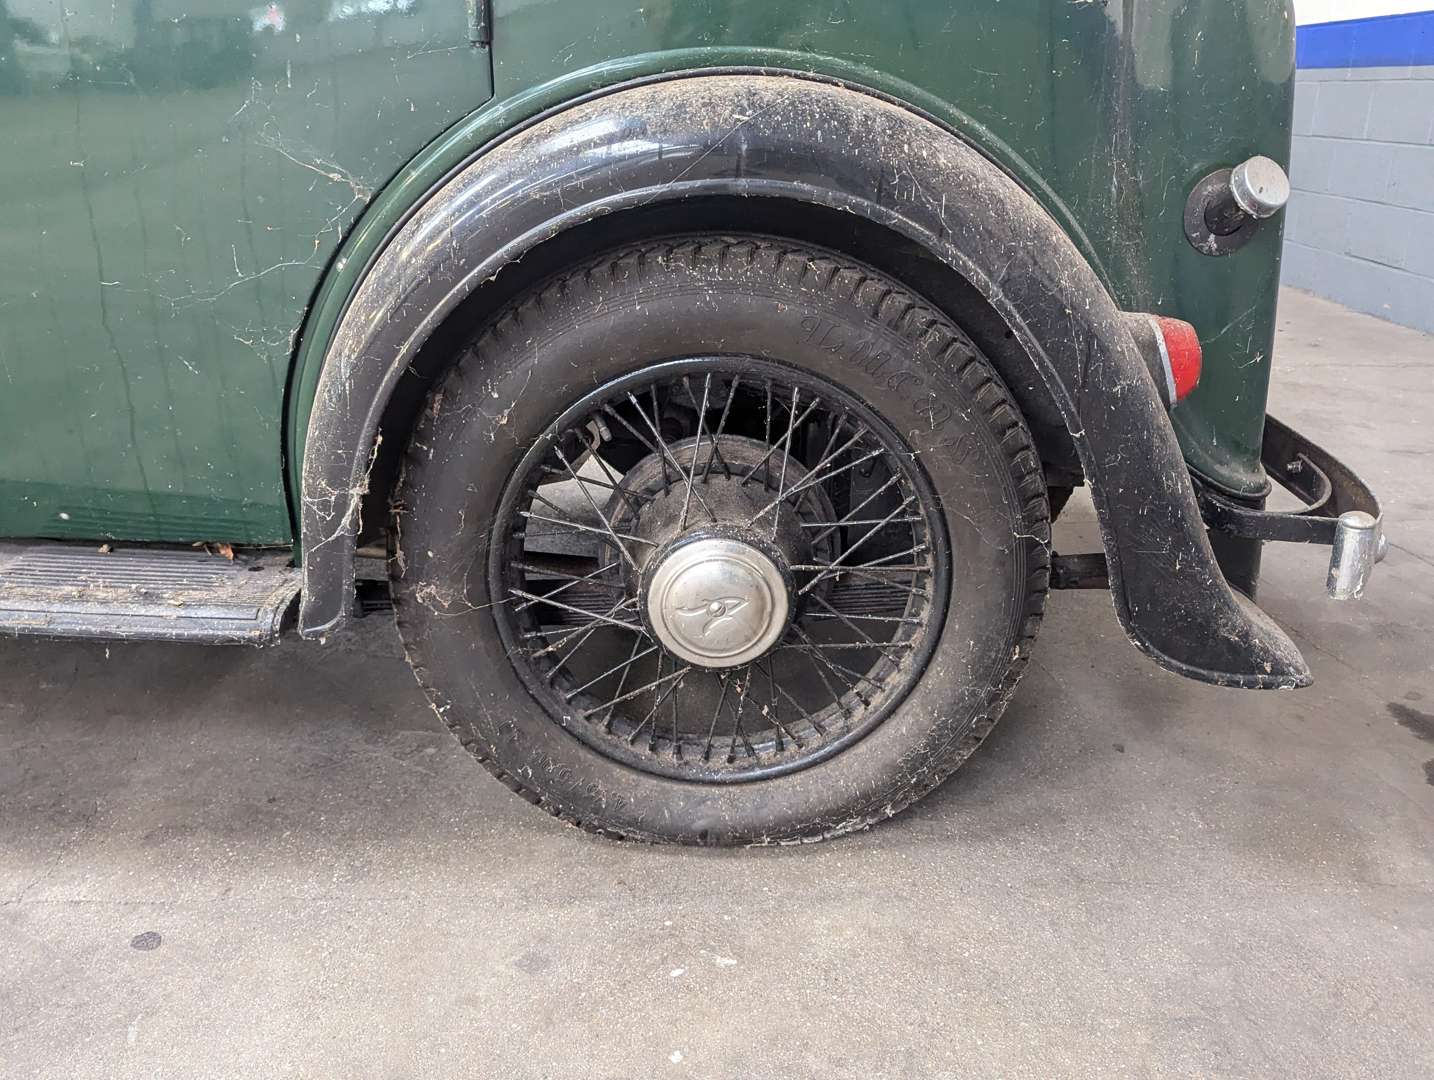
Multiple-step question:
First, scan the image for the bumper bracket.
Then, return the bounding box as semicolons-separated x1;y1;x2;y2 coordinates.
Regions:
1196;416;1386;600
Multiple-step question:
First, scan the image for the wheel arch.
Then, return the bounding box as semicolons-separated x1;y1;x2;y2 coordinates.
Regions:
296;71;1310;689
353;196;1081;555
284;60;1111;508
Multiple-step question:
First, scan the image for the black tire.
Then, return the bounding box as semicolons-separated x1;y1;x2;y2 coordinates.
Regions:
391;235;1049;845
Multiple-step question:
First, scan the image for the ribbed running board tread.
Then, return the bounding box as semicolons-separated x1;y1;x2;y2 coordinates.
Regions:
0;543;300;644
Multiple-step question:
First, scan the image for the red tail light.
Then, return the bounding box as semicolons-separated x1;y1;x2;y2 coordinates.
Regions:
1122;313;1203;408
1152;316;1202;403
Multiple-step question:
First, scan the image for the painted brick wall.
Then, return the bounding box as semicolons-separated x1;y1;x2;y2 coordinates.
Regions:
1283;14;1434;332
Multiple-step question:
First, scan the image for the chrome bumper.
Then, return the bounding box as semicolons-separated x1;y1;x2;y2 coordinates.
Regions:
1327;510;1388;600
1197;416;1386;600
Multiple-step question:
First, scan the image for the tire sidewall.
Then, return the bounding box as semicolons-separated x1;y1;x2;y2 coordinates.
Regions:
394;241;1043;843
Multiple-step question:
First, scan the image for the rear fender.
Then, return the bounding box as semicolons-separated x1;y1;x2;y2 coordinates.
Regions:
298;73;1309;689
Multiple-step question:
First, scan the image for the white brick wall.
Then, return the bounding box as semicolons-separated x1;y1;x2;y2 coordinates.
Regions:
1284;67;1434;332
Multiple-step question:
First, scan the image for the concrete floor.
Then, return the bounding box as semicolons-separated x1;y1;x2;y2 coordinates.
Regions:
2;289;1431;1078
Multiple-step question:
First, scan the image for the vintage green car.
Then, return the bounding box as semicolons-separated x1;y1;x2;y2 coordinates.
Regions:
0;0;1384;842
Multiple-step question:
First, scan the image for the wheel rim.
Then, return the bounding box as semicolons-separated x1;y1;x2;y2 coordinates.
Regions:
489;356;951;783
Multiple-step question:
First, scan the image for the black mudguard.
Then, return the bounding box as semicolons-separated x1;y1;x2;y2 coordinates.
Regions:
299;73;1310;689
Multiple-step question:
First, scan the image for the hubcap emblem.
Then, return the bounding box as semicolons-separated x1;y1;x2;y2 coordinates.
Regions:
675;595;751;638
645;538;790;668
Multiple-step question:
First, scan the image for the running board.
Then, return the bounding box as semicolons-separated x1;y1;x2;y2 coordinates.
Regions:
0;543;300;644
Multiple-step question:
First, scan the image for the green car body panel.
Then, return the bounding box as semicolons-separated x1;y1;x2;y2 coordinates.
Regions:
0;0;1294;547
0;0;494;542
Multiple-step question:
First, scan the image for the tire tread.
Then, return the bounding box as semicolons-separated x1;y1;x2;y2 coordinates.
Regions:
392;235;1050;845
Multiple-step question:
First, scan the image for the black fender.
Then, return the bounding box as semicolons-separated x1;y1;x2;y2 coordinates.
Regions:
299;73;1310;689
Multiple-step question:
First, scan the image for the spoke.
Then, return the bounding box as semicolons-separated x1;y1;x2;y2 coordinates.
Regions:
602;633;646;730
519;510;658;549
773;644;884;692
771;408;856;524
798;497;919;597
806;591;911;666
626;389;718;522
857;545;931;570
526;487;593;521
544;615;615;675
726;665;758;761
796;542;931;572
763;381;773;467
703;673;733;761
531;607;611;669
738;387;821;489
538;464;651;509
762;656;785;750
552;445;642;574
759;657;812;746
792;563;930;573
600;402;667;482
562;644;660;702
787;624;874;707
799;517;923;529
670;656;682;757
803;610;924;626
528;596;638;664
677;374;713;531
766;386;804;538
703;374;740;481
819;564;929;597
648;652;664;750
587;453;648;521
509;588;645;632
776;640;915;651
522;594;635;641
808;410;854;485
794;636;850;724
625;663;689;746
514;558;619;585
683;373;733;483
788;409;858;491
581;663;690;720
806;471;903;548
512;560;621;611
744;424;872;529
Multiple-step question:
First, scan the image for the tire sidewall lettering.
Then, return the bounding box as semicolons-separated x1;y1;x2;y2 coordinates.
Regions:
800;313;974;438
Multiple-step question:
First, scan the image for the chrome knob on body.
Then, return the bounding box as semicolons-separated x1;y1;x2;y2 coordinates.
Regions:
1229;156;1291;220
1186;155;1291;255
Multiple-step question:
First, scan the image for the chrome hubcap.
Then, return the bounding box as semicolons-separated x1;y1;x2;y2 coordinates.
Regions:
644;536;791;669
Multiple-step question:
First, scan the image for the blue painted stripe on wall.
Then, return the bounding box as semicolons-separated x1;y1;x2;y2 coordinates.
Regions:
1297;10;1434;67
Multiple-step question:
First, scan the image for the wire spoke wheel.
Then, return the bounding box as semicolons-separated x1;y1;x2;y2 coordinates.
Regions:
393;235;1048;844
490;357;951;782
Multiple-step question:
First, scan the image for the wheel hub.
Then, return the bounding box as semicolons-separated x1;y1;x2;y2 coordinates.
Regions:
643;533;792;669
605;434;828;668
